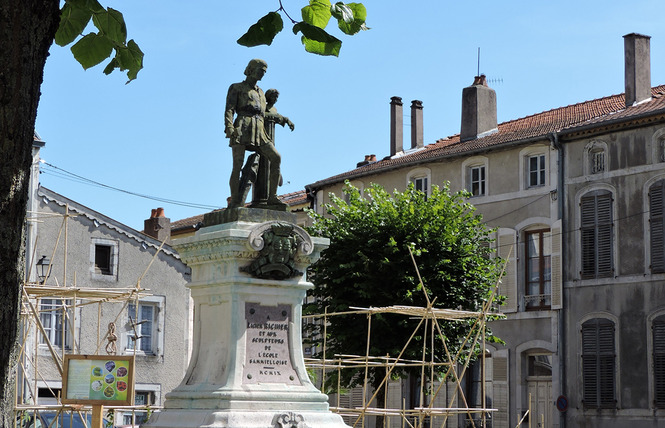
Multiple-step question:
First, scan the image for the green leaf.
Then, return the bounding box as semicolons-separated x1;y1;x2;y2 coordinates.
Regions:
103;40;143;82
92;8;127;45
237;12;283;47
293;22;341;56
66;0;105;14
55;2;92;46
70;33;114;69
103;57;118;75
331;2;354;23
301;0;332;29
337;3;368;35
119;39;144;82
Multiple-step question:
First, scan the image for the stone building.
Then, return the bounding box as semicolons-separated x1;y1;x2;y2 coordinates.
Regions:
22;140;192;425
304;33;665;428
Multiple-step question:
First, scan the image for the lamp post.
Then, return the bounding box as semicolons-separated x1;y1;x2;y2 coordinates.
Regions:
36;255;50;284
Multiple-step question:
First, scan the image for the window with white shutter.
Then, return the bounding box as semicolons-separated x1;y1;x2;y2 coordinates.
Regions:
580;191;613;279
581;318;616;409
650;181;665;273
653;315;665;407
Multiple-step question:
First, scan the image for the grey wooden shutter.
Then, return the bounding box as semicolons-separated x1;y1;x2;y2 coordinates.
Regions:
653;316;665;407
581;319;615;409
497;228;517;313
492;355;509;428
580;192;613;279
550;220;563;309
650;182;665;273
596;194;613;277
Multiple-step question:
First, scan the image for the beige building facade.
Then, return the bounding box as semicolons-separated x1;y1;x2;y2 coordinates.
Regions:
305;33;665;428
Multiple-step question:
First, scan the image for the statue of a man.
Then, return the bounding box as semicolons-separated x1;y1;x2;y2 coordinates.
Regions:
225;59;285;209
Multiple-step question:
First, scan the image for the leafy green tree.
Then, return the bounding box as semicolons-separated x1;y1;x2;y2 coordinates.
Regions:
305;183;504;410
239;0;368;57
0;1;367;425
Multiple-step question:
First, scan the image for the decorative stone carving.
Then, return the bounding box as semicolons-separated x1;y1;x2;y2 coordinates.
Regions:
274;412;308;428
242;222;312;279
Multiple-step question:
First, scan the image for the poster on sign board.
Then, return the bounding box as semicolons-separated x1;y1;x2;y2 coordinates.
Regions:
61;355;135;405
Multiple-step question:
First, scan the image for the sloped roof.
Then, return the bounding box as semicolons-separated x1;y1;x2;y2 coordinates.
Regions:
37;186;180;258
308;85;665;189
171;190;308;233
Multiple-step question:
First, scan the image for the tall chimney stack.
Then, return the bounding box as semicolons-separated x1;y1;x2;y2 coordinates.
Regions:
390;96;403;156
411;100;424;150
144;207;171;243
624;33;651;107
460;74;497;142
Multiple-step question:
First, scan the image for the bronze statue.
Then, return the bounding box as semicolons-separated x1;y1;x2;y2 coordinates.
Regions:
225;59;289;210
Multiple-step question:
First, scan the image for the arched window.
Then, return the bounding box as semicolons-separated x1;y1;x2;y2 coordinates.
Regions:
406;168;431;197
462;157;488;197
581;318;616;409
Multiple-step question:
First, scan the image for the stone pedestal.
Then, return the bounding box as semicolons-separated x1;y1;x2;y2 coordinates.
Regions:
144;214;348;428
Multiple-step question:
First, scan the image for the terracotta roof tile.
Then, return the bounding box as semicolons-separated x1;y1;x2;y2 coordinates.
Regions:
170;214;204;232
171;190;307;231
280;190;308;206
309;85;665;188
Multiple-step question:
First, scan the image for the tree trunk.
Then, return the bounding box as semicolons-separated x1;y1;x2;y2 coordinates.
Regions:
0;1;60;427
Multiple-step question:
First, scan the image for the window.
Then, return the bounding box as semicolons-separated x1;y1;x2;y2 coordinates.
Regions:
39;299;71;349
124;296;164;356
585;141;608;175
412;176;428;194
406;168;431;197
95;245;112;275
528;154;546;187
127;302;158;354
527;354;552;377
122;391;155;425
90;238;118;280
580;191;613;279
650;180;665;273
653;315;665;407
581;318;616;409
469;165;486;197
590;150;605;174
524;229;552;310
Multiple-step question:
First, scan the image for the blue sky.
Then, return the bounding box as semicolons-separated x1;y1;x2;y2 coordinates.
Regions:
35;0;665;230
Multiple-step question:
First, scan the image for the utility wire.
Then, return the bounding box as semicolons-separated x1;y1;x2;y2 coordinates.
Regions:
40;161;221;211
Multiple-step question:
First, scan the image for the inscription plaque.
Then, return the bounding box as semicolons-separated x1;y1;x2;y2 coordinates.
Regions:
244;302;301;385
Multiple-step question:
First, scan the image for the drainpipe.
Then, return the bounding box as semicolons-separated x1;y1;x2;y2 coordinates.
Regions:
549;132;565;428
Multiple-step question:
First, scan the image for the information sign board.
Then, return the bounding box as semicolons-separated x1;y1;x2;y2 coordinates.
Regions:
62;355;135;405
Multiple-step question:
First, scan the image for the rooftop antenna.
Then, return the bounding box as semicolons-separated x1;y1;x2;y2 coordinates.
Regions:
477;47;481;76
477;47;504;85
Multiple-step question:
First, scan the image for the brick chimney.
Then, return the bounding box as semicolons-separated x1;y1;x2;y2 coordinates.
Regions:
411;100;424;149
144;207;171;243
624;33;651;107
390;96;403;156
460;74;498;142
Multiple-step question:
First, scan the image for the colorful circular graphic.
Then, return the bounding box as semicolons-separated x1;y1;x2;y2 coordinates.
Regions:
104;374;115;384
103;386;115;398
105;361;116;372
92;367;103;377
116;367;127;377
116;381;127;392
91;380;103;391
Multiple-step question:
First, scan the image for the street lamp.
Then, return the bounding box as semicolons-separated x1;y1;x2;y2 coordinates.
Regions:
36;255;50;284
